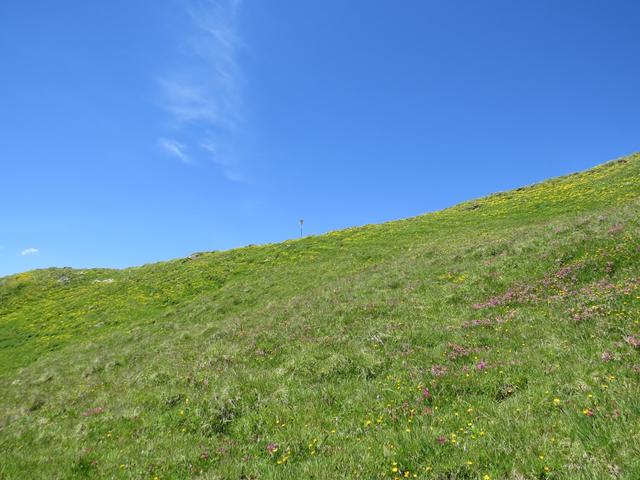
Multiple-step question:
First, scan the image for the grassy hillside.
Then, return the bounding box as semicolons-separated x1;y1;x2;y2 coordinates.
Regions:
1;154;640;480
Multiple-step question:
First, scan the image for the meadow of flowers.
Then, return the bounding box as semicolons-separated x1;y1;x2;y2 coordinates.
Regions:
1;154;639;479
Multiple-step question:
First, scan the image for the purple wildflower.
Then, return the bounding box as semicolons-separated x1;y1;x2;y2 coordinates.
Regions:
625;335;640;348
81;407;104;417
430;365;448;377
608;224;623;235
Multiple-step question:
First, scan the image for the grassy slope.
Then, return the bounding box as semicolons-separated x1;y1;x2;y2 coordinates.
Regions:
1;153;639;480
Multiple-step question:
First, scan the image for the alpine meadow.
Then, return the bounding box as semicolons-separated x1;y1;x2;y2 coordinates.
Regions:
1;153;640;479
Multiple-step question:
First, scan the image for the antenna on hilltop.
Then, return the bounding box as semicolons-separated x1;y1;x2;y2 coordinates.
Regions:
299;219;304;237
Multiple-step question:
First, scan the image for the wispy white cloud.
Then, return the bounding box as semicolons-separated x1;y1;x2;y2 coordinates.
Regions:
158;138;190;164
200;138;249;183
158;80;226;127
20;247;39;256
157;0;249;182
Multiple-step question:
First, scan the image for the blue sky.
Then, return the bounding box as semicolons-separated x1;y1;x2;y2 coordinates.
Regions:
1;0;639;277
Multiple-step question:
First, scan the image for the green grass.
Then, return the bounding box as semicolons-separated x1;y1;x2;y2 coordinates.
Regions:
1;153;640;479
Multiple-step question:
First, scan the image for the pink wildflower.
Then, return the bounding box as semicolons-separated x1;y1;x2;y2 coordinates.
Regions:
430;365;448;377
625;335;640;348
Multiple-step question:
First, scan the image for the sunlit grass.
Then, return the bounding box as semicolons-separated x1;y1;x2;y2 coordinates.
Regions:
1;154;639;479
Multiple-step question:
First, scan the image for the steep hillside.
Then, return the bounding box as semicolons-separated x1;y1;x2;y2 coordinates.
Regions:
1;154;639;479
